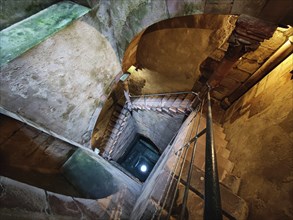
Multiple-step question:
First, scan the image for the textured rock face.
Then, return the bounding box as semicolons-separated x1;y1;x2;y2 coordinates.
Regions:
0;19;121;147
223;55;293;219
0;176;137;219
0;0;60;30
0;114;81;196
0;1;90;65
132;110;185;152
85;0;210;62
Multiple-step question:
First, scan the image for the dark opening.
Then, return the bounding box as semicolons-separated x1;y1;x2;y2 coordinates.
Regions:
117;135;161;182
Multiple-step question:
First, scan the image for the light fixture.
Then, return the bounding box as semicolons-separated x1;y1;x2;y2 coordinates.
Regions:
140;164;148;173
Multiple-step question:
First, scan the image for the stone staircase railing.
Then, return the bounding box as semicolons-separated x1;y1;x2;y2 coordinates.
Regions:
130;92;198;114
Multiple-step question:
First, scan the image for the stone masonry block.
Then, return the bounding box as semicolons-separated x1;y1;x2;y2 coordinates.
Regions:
227;67;251;82
243;46;274;64
205;1;233;14
261;30;287;50
220;77;241;90
237;58;261;74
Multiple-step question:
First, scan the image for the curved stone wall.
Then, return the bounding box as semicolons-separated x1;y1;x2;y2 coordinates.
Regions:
0;19;121;147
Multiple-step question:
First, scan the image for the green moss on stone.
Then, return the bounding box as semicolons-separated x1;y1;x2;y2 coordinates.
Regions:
0;1;90;66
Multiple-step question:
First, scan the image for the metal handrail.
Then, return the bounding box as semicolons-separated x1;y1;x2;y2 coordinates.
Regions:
180;98;205;220
164;107;201;220
129;91;198;98
204;90;223;220
160;88;222;220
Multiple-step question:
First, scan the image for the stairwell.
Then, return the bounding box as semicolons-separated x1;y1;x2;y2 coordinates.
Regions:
0;90;249;219
124;95;248;219
98;93;248;219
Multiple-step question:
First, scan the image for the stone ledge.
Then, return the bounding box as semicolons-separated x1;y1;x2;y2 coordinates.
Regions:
0;1;90;66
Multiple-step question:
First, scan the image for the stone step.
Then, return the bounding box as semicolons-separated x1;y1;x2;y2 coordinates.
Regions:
178;93;194;113
197;117;226;140
131;95;194;114
197;134;228;151
218;147;231;159
161;95;171;107
178;162;248;220
222;174;242;195
169;95;186;113
166;96;177;108
194;139;230;160
146;96;156;109
152;97;162;108
184;143;234;181
147;165;248;220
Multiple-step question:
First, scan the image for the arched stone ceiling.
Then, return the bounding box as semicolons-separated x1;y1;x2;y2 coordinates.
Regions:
125;15;237;94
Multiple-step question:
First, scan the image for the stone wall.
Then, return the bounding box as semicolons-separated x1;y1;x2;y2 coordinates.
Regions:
130;110;197;219
84;0;292;63
111;114;137;161
0;176;121;219
132;110;185;153
0;114;142;218
0;0;61;30
222;54;293;219
0;18;121;147
0;114;80;196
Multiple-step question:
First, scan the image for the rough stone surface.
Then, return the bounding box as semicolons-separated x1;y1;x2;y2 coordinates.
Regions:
85;0;170;62
0;0;60;30
108;110;137;161
236;58;261;74
205;0;233;14
132;110;185;153
0;1;90;65
223;55;293;219
227;67;251;83
0;19;121;147
220;77;241;90
243;46;275;64
0;176;133;219
0;114;81;196
0;176;48;214
231;0;267;18
261;29;288;50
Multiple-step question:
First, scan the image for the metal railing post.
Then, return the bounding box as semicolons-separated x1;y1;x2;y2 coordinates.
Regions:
204;90;223;220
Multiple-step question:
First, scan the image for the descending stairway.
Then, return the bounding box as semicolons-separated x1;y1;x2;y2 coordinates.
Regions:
131;111;247;220
131;93;197;114
101;93;197;159
101;104;132;159
189;116;234;182
101;94;248;219
174;115;245;219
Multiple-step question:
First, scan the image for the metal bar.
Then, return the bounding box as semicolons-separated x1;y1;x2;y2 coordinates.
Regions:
174;128;206;155
166;145;189;220
166;109;200;219
204;90;223;220
157;147;183;219
153;130;181;220
180;98;205;220
151;130;181;220
129;91;198;98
